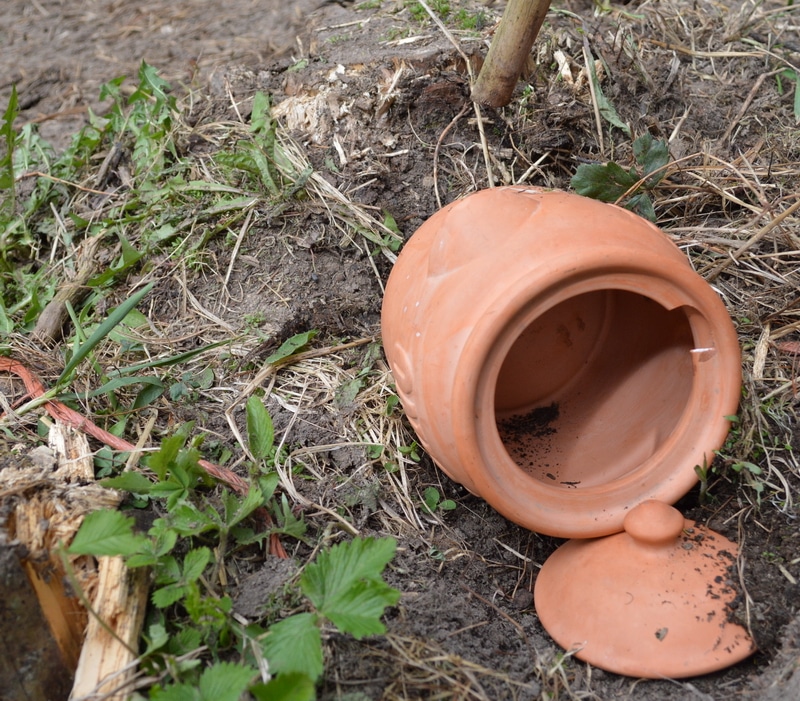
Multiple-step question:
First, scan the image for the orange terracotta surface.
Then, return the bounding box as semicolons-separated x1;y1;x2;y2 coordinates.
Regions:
381;187;742;538
533;500;756;677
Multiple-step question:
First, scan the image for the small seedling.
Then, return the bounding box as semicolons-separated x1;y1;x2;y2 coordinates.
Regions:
775;68;800;123
422;486;457;514
454;8;487;31
398;441;422;462
406;0;450;22
694;455;711;504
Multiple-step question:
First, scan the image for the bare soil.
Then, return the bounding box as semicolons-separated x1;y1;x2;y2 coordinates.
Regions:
3;1;800;700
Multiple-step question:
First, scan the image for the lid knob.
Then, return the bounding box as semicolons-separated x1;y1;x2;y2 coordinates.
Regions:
623;500;685;547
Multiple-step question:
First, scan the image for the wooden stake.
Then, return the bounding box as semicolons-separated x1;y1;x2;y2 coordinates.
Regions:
472;0;552;107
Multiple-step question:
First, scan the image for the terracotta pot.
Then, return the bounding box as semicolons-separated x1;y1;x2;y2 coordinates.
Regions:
381;187;741;538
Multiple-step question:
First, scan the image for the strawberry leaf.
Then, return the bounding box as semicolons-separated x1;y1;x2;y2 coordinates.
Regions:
300;537;399;638
633;132;669;185
198;661;255;701
263;613;323;680
571;161;638;202
251;672;315;701
68;509;147;556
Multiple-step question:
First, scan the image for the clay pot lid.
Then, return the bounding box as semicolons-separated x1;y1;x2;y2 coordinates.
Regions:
533;500;756;678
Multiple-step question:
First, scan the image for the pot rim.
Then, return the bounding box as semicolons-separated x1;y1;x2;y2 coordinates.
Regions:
452;248;741;538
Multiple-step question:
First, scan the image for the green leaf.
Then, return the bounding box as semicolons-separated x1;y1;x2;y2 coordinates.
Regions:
734;460;763;475
300;537;399;637
58;375;164;402
58;282;154;385
263;613;323;680
1;85;18;191
150;480;190;510
265;330;318;365
198;661;255;701
151;683;201;701
324;578;400;638
133;61;173;106
147;433;184;480
113;339;229;376
155;555;182;584
250;92;273;136
272;494;307;539
382;210;400;234
571;161;638;202
258;472;280;502
335;376;364;408
100;471;154;494
142;622;170;655
251;672;316;701
148;519;180;556
152;582;189;608
301;537;397;609
182;547;211;582
68;509;146;556
168;502;220;536
627;192;657;222
246;396;275;460
779;68;800;122
167;625;203;655
423;486;440;513
794;77;800;123
223;486;263;529
133;381;165;409
632;132;669;184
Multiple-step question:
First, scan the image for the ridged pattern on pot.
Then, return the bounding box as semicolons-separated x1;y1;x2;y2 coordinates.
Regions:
381;187;741;538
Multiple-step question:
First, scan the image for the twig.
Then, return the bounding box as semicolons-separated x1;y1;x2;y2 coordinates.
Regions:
32;234;105;344
223;206;255;294
720;70;782;144
17;170;110;196
459;583;532;652
433;104;470;208
582;38;605;155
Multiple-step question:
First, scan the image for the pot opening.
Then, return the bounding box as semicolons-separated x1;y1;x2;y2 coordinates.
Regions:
494;289;696;488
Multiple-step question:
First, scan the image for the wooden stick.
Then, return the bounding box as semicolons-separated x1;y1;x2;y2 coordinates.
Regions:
472;0;551;107
71;557;149;701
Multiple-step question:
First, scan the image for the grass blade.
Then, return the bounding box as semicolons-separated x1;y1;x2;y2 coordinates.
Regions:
58;282;154;384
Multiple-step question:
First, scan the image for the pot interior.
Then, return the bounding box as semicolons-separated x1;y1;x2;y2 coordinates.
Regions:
494;290;696;488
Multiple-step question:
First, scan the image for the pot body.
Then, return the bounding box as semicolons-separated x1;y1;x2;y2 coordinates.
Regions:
381;187;741;538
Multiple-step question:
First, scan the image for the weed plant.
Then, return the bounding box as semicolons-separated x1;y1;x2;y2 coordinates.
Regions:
69;404;399;700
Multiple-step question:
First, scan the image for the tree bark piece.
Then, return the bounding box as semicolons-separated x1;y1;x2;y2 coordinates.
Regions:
472;0;551;107
0;422;146;701
0;543;75;701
